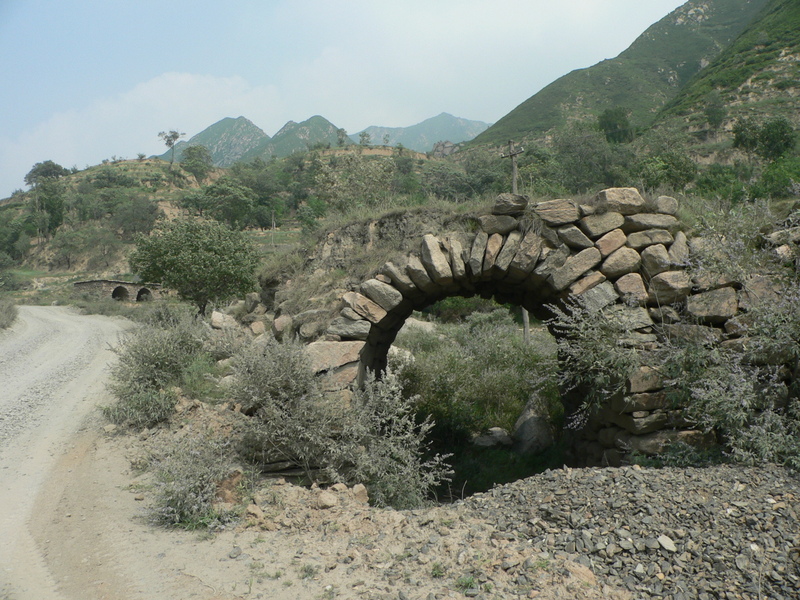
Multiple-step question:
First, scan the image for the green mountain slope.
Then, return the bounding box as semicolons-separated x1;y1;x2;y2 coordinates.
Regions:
658;0;800;127
158;117;270;167
471;0;769;147
351;113;490;152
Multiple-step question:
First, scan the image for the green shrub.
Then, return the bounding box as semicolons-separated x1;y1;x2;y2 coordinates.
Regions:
105;305;209;428
103;385;177;429
0;297;17;329
397;308;560;443
230;340;450;508
148;430;238;528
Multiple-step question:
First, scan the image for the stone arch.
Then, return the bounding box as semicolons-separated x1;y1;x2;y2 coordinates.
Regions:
136;287;153;301
111;285;130;301
323;188;735;464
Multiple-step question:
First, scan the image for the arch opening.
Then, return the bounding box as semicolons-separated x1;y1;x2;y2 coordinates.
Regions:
387;295;565;499
111;286;130;301
136;287;153;301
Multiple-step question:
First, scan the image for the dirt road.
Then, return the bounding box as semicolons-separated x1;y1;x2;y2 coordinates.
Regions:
0;306;137;599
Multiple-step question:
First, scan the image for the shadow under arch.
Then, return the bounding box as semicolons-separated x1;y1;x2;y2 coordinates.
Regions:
111;285;130;301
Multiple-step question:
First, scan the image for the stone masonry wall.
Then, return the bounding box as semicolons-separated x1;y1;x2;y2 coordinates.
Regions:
295;188;776;464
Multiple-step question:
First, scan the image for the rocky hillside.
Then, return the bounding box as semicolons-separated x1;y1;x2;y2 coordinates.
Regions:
472;0;770;147
158;116;270;167
351;113;490;153
658;0;800;130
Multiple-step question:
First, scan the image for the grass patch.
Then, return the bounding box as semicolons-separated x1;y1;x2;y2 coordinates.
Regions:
0;297;17;329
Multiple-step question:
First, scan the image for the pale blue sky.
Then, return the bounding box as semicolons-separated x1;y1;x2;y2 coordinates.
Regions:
0;1;684;197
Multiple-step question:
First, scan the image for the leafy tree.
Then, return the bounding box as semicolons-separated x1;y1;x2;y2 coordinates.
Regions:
336;128;348;147
757;117;796;162
704;91;727;135
203;177;255;229
111;196;162;239
359;131;371;146
129;218;259;315
158;130;185;166
180;145;213;183
24;160;70;187
732;117;761;156
597;107;634;144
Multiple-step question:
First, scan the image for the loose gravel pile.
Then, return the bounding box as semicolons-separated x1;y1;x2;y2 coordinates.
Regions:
457;464;800;599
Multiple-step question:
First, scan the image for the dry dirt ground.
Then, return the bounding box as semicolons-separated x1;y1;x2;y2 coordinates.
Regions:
0;306;630;600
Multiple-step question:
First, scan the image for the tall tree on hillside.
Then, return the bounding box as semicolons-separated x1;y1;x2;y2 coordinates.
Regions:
757;117;796;162
598;107;634;144
181;145;213;183
24;161;69;240
24;160;70;187
359;132;371;146
158;130;185;167
703;91;727;137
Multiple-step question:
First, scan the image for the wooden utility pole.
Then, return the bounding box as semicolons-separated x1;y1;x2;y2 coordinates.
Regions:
501;141;530;343
501;140;524;194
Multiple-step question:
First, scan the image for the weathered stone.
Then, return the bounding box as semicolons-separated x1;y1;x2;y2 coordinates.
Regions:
724;314;752;336
534;199;580;225
305;340;365;374
668;231;689;265
360;279;404;311
627;366;663;393
655;195;679;215
686;287;738;324
550;247;601;291
351;483;369;504
628;430;716;455
512;398;555;455
406;254;440;294
420;234;454;285
327;316;371;340
557;225;593;249
271;314;293;341
506;230;544;280
530;244;569;284
692;271;737;292
380;259;419;298
579;212;625;238
738;274;781;311
468;231;489;279
618;332;658;347
614;273;648;305
472;427;513;448
569;271;606;296
579;281;619;311
662;323;724;345
494;230;523;275
249;320;266;336
627;229;674;250
443;236;467;280
607;305;653;331
492;192;529;216
648;271;691;304
317;362;360;391
623;213;681;234
611;391;670;413
775;243;796;262
481;233;505;278
765;226;800;245
640;244;671;277
478;214;518;235
210;310;237;330
610;411;669;435
298;320;326;340
595;187;645;215
594;228;627;257
342;291;387;324
649;306;681;324
316;491;339;509
600;247;641;279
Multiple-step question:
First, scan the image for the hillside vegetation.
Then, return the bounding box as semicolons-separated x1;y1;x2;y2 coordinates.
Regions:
471;0;769;147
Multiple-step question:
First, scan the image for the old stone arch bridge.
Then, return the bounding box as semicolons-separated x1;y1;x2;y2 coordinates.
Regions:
73;279;162;302
303;187;771;465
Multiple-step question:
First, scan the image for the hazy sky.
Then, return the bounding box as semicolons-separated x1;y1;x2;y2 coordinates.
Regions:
0;0;685;198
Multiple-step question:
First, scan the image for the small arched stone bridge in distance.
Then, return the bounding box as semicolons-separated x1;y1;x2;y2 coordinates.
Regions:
73;279;162;302
305;187;780;466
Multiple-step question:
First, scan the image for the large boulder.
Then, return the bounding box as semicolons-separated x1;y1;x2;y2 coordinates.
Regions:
512;398;555;455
